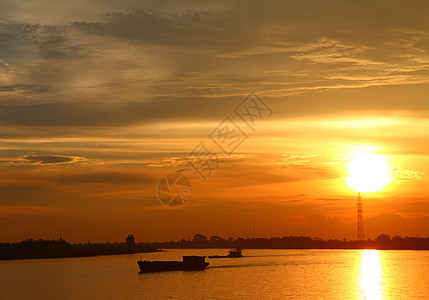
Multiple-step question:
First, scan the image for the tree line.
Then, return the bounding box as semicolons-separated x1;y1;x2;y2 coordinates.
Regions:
2;233;429;260
141;233;429;250
0;237;158;260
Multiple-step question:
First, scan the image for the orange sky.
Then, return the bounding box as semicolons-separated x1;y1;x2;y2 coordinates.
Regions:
1;0;429;242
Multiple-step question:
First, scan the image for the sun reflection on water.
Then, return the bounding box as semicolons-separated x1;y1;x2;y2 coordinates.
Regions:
359;250;384;299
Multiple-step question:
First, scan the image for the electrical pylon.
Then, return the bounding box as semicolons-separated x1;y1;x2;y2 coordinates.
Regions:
357;192;365;241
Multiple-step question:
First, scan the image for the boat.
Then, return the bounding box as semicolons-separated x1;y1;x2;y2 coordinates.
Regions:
138;255;209;273
208;248;243;258
227;247;243;258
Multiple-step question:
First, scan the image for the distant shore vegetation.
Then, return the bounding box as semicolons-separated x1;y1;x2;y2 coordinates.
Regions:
2;233;428;260
147;233;429;250
0;237;158;260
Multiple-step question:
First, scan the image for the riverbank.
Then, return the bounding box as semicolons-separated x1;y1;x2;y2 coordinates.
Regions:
0;238;160;261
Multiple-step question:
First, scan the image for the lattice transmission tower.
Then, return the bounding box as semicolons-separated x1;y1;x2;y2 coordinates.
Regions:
357;192;365;241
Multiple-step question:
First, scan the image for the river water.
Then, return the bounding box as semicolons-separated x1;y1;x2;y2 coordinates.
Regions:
0;249;428;299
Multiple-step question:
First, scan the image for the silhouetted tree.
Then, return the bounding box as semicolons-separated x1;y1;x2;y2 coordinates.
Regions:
192;234;209;247
376;234;391;242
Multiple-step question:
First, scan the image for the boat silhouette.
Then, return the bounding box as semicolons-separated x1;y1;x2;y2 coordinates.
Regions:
138;255;209;273
208;248;243;258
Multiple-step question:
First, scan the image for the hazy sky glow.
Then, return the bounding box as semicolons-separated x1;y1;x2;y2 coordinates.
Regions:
1;0;429;242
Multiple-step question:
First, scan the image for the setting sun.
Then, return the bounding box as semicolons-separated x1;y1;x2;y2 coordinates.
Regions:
346;153;392;193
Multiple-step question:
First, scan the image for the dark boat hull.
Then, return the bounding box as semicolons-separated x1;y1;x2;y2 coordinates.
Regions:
208;254;243;258
227;253;243;258
208;249;243;258
138;260;209;273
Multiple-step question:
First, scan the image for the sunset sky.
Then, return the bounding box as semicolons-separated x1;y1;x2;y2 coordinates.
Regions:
1;0;429;242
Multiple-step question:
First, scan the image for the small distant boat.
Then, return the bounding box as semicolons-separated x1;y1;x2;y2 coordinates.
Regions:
138;256;209;273
209;248;243;258
227;247;243;258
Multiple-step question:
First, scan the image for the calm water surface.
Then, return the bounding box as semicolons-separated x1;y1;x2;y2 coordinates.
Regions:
0;249;428;299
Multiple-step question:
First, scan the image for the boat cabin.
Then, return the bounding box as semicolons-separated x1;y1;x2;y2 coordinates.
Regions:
182;256;207;263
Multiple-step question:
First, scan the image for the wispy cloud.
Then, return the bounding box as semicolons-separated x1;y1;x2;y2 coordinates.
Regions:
0;58;8;66
2;1;429;106
393;169;425;180
21;155;85;164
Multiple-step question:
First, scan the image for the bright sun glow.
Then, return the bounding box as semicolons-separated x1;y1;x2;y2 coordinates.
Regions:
347;152;391;193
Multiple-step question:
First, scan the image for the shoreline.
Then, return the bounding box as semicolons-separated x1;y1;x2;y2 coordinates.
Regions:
0;248;162;261
160;247;429;251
